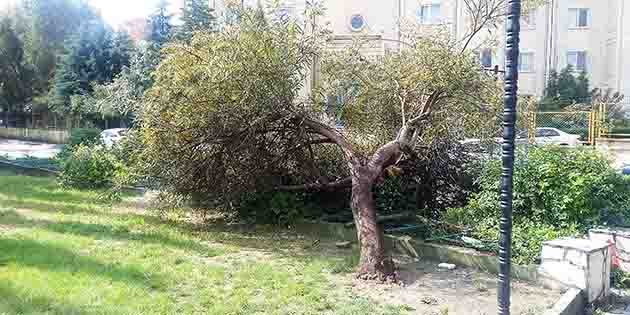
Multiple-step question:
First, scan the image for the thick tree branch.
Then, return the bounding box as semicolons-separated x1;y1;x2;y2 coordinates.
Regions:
275;177;352;191
367;141;403;181
302;118;360;166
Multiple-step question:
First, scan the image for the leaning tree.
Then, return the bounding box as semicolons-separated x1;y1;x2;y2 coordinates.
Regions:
140;1;540;279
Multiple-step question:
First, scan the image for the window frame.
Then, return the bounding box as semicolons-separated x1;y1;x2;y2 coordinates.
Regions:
567;50;588;72
568;8;591;29
480;48;493;68
521;9;536;29
518;52;535;73
349;14;366;32
417;3;442;25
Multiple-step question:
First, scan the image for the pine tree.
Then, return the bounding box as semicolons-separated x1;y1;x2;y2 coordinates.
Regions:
110;31;134;77
539;69;560;111
148;0;173;46
544;69;559;99
49;15;123;115
557;65;578;106
575;71;591;103
0;16;34;125
177;0;215;41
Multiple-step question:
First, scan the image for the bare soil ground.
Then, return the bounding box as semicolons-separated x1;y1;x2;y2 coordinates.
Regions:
336;257;561;315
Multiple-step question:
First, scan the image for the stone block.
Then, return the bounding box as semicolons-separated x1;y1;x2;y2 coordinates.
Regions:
539;238;611;304
541;245;566;261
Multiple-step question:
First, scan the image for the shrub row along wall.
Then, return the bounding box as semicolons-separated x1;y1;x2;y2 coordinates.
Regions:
0;127;69;144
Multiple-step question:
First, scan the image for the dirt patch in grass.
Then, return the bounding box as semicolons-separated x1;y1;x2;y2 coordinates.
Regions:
338;257;559;315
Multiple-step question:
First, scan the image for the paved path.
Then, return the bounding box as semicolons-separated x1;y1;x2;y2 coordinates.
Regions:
0;139;63;159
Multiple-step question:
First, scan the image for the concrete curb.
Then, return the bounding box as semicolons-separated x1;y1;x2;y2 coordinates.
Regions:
294;220;539;281
0;160;59;177
544;288;585;315
385;235;540;282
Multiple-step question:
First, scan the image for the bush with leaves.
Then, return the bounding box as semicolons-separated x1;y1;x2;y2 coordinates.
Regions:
56;128;102;161
447;146;630;264
59;144;126;189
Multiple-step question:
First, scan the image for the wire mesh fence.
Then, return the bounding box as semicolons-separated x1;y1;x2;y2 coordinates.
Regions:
532;111;592;143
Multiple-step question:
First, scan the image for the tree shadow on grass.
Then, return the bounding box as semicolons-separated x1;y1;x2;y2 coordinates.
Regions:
0;210;223;257
0;236;166;291
0;283;114;315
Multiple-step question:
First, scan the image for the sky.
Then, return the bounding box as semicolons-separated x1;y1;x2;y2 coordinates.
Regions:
88;0;183;27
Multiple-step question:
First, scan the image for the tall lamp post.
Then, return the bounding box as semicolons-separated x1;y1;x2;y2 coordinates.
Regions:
498;0;521;315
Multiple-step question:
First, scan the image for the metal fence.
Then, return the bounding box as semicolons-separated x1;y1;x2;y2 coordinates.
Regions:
527;101;630;145
0;127;70;144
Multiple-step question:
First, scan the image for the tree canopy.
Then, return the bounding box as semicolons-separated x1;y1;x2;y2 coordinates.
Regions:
540;66;591;110
139;4;504;279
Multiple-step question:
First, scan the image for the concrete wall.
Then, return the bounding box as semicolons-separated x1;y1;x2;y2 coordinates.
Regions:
0;128;70;144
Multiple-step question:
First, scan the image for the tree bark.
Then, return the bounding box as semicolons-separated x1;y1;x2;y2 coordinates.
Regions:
351;165;396;281
302;118;403;281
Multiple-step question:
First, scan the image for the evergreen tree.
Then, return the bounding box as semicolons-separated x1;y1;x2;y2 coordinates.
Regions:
0;16;34;125
49;15;127;115
177;0;215;41
28;0;87;89
557;65;577;105
575;71;591;103
540;69;560;111
544;69;559;99
148;0;173;46
110;31;134;77
539;66;593;110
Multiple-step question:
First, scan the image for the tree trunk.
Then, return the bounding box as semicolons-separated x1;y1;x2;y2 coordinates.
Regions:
351;166;396;281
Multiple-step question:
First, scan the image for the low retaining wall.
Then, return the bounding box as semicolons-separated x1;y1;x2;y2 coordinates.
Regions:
386;235;539;282
544;288;585;315
294;220;538;281
0;127;69;144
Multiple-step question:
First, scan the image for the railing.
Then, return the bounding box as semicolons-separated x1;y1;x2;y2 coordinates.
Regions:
0;127;69;144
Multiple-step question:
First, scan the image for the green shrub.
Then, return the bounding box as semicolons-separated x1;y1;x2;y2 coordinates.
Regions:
448;146;630;264
612;268;630;289
67;128;102;147
237;191;310;225
57;128;102;162
59;144;125;189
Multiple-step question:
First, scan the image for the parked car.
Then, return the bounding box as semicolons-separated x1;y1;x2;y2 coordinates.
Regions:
623;164;630;175
525;128;581;147
463;128;581;147
100;128;128;147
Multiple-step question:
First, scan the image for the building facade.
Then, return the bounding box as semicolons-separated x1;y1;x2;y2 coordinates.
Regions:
210;0;630;99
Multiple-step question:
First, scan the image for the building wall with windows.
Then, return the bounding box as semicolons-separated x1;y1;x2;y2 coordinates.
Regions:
210;0;630;99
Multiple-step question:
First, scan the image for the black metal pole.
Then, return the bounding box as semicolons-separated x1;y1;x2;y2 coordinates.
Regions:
498;1;521;315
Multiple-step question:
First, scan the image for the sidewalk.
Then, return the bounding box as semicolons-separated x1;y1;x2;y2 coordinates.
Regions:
0;139;63;159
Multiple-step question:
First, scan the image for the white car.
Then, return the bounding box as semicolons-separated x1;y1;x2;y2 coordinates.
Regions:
100;128;128;147
463;128;582;147
518;128;582;147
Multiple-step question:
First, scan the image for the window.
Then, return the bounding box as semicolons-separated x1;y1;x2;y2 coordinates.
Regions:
521;9;536;28
567;51;587;71
536;129;560;137
518;52;535;72
480;49;493;68
569;8;590;28
417;2;441;24
349;14;366;31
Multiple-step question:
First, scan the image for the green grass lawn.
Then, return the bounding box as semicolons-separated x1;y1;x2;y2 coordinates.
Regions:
0;171;406;315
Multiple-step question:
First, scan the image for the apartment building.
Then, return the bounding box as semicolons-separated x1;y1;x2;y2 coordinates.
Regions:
210;0;629;99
